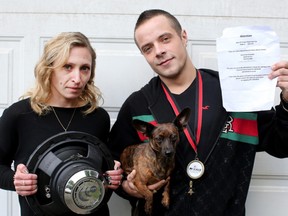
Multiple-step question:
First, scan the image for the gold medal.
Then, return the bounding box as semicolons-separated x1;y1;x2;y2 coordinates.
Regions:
186;160;205;179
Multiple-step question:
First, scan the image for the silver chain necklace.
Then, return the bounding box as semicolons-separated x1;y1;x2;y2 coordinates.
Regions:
51;107;76;132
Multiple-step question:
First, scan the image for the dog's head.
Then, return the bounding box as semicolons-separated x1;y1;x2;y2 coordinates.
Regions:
132;108;191;157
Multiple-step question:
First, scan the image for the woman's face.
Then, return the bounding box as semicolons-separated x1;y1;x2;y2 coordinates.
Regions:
49;46;92;107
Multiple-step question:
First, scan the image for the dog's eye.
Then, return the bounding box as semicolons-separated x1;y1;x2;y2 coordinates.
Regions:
155;137;163;143
171;135;178;142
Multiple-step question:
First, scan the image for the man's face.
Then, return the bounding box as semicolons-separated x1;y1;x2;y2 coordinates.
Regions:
135;15;188;80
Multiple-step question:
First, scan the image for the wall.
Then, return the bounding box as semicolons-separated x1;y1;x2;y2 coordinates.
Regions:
0;0;287;215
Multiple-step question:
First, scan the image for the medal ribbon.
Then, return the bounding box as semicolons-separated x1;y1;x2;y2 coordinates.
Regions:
161;70;203;155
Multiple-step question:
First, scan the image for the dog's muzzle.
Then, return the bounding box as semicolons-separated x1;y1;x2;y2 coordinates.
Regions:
25;131;114;215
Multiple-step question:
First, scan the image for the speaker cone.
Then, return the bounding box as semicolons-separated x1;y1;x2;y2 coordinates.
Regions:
25;131;114;215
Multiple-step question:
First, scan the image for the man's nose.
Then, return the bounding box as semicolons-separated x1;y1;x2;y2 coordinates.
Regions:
155;43;166;56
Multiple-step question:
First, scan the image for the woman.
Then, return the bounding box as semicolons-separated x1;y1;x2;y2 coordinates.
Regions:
0;32;123;216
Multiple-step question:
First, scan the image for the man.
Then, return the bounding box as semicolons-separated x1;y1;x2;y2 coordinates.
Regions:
108;9;288;216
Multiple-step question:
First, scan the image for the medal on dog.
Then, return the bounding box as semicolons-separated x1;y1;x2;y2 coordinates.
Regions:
186;159;205;179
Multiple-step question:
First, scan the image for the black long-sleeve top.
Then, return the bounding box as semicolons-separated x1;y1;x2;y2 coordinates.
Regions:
0;98;111;216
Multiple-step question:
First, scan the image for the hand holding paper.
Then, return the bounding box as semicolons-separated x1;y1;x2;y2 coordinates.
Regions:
216;26;280;112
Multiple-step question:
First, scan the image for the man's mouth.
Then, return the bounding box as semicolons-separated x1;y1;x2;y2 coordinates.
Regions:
158;57;173;66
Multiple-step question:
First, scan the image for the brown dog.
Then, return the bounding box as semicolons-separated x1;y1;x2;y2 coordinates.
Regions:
120;108;191;215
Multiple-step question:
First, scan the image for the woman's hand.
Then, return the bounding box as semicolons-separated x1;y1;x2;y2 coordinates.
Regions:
13;164;38;196
105;160;124;190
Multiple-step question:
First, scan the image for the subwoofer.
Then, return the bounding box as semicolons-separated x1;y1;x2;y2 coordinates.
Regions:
25;131;114;215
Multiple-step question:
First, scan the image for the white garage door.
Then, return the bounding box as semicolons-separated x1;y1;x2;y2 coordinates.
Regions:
0;1;287;215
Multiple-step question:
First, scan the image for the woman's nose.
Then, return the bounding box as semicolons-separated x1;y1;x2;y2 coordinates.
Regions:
71;70;81;83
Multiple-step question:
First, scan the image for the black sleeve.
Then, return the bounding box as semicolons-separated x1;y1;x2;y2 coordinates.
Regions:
0;106;18;191
108;99;141;160
92;106;111;143
107;93;144;201
257;94;288;157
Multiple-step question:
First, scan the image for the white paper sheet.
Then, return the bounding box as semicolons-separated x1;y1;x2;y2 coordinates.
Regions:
216;26;280;112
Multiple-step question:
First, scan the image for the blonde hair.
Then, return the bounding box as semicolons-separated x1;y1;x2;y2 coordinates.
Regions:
22;32;102;115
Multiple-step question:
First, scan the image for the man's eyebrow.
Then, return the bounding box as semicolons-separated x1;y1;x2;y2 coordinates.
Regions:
159;32;172;38
141;33;171;46
141;43;151;47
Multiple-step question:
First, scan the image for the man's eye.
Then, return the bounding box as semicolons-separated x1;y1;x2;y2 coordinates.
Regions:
163;37;170;43
142;46;151;54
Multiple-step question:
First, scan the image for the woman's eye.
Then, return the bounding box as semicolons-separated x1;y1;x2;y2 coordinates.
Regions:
81;66;90;72
63;64;72;71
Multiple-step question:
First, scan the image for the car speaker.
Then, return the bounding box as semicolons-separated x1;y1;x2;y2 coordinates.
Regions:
25;131;114;215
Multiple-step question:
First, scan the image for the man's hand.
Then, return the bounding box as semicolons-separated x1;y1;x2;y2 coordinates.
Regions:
269;61;288;101
121;170;169;198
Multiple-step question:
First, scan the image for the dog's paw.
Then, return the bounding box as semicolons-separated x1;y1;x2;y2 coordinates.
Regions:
161;196;170;208
144;200;153;215
144;205;153;215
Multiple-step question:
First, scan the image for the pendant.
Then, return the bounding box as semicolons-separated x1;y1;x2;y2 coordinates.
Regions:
187;180;194;195
186;159;205;179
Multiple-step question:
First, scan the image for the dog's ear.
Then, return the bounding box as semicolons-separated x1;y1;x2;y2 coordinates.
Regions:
173;107;191;131
132;119;155;137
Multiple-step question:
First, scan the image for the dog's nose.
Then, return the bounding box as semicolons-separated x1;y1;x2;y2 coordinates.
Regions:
165;150;174;157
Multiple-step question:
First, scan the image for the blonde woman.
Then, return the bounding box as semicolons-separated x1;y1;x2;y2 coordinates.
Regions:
0;32;123;216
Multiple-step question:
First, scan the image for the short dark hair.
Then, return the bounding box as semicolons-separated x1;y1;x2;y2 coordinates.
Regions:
134;9;182;41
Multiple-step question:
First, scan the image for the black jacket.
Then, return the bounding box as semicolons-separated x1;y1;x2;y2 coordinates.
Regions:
108;69;288;216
